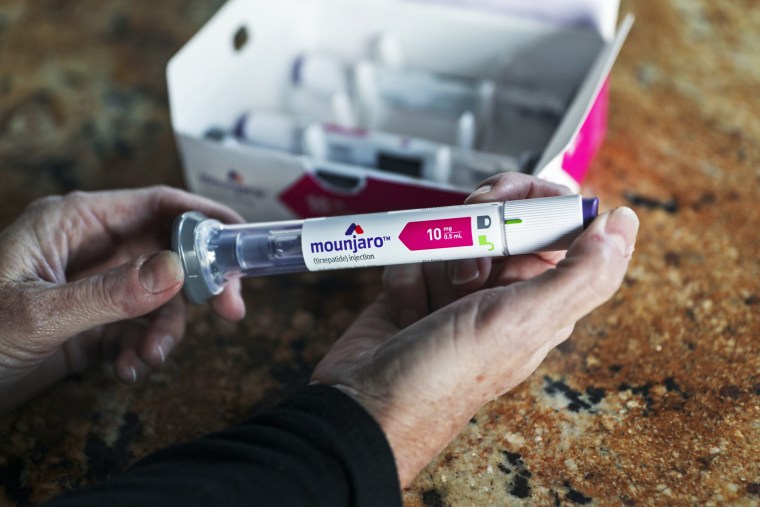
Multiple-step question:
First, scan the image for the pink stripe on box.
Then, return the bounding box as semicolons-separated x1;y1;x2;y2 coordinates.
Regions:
562;79;610;183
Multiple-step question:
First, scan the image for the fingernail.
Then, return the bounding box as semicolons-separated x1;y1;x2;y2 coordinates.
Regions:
467;184;492;201
448;259;480;285
139;251;183;294
128;365;137;384
157;335;174;363
604;207;639;256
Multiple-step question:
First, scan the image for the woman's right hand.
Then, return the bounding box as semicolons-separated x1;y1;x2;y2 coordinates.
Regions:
312;173;639;486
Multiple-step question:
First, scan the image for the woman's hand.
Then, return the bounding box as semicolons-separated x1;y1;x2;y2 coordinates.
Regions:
0;186;246;415
312;173;639;486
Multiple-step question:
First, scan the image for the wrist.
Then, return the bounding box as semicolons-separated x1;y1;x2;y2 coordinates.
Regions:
331;383;469;487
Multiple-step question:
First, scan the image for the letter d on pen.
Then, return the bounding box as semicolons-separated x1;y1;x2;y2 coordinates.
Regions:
172;195;599;303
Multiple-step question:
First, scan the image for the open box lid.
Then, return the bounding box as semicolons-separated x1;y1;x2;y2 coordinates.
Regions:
403;0;621;42
533;13;633;189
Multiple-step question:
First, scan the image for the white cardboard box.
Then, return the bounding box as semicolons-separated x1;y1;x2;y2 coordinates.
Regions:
167;0;632;220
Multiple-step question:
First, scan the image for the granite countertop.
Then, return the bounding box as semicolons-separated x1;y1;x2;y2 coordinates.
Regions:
1;1;758;505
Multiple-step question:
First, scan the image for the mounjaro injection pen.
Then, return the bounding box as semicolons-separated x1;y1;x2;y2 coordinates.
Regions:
172;195;599;303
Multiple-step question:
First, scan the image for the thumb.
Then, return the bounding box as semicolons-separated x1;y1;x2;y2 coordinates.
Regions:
498;206;639;337
28;251;184;346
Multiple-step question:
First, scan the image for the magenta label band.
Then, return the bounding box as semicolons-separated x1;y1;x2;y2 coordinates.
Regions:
399;217;473;251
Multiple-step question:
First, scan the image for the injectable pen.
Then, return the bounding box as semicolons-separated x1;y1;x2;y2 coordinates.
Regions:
172;195;599;303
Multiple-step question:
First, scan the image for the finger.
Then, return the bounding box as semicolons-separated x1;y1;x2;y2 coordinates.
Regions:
137;295;186;367
18;251;184;350
486;253;562;288
479;207;639;340
424;256;493;311
445;257;492;289
89;319;152;384
382;264;428;327
465;172;573;205
49;186;244;269
115;338;152;384
210;277;246;321
76;185;245;236
67;235;168;281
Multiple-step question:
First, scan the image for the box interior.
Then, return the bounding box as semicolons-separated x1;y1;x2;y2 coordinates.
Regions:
169;0;607;164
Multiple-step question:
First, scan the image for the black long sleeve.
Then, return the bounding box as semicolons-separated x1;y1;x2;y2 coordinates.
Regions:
43;385;401;507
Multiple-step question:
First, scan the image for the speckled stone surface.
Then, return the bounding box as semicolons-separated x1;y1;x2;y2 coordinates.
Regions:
1;1;759;506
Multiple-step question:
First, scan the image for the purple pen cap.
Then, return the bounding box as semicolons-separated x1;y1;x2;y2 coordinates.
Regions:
582;197;599;228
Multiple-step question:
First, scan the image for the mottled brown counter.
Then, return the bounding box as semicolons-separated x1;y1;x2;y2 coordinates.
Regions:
1;1;758;506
